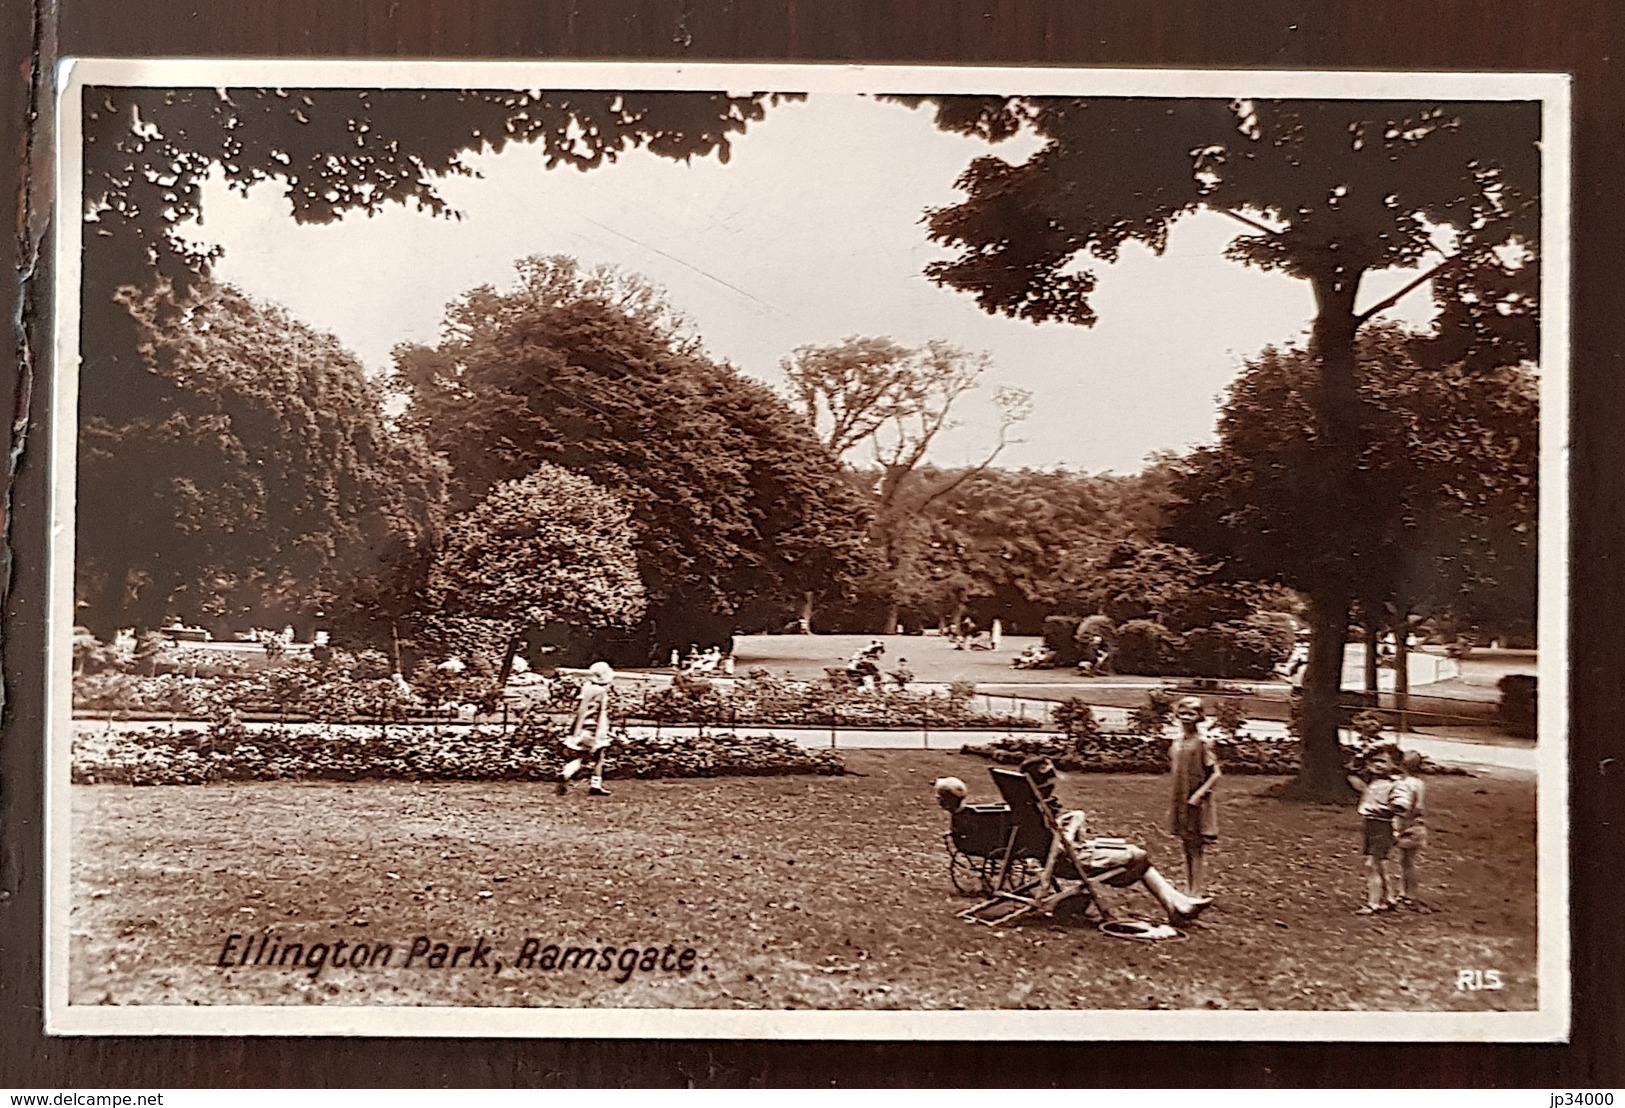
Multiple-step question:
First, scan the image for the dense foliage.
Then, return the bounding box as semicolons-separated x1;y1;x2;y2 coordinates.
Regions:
81;86;791;429
1167;329;1539;640
397;257;872;658
961;693;1464;776
904;94;1541;798
76;283;446;639
624;672;1042;730
425;464;647;663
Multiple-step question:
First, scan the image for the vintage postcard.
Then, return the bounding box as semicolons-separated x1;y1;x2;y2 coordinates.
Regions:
46;59;1570;1039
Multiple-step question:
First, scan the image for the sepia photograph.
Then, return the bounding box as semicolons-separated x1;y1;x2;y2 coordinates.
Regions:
46;60;1569;1039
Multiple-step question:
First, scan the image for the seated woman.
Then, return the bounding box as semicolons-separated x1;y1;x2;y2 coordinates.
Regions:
933;767;1214;927
845;641;886;686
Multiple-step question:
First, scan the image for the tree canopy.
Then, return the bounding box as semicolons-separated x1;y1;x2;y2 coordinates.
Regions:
427;464;646;638
80;86;791;421
397;256;873;657
1167;328;1538;635
782;334;1030;631
76;282;446;637
906;94;1542;798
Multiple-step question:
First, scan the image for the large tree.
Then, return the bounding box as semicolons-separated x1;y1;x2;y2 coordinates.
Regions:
894;466;1119;630
907;96;1540;799
1169;329;1538;658
81;86;789;419
782;335;1030;631
398;256;872;658
76;283;446;638
78;86;789;641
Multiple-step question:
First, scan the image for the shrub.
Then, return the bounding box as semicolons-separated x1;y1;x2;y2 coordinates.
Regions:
1497;674;1537;739
960;732;1169;774
643;673;730;726
1211;697;1248;736
1051;697;1101;743
960;727;1464;776
1113;620;1180;676
1246;612;1299;658
1179;620;1288;679
1127;687;1175;735
1041;616;1085;666
73;628;131;674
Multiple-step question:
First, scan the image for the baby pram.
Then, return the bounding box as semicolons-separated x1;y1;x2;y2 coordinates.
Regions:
943;766;1128;929
943;790;1046;895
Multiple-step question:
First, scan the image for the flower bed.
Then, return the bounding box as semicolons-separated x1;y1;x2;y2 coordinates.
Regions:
626;672;1042;731
959;729;1465;776
72;716;846;786
73;663;1042;732
960;731;1296;774
959;692;1468;775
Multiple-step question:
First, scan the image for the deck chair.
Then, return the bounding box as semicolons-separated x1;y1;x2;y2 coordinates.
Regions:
959;764;1126;928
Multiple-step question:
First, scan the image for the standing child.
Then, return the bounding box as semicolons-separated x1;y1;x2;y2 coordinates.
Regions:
1169;696;1221;896
559;661;616;797
1355;743;1404;913
1393;749;1430;909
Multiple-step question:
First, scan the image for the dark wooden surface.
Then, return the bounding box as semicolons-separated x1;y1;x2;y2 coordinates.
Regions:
3;0;1621;1088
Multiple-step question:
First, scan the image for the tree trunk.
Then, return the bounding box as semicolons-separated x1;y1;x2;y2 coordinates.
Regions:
1393;609;1411;732
1363;617;1380;697
1284;270;1364;802
1283;589;1358;800
883;599;901;636
496;627;524;687
799;591;816;634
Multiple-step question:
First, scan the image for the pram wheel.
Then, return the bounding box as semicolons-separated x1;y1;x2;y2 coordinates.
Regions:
948;844;984;896
985;849;1037;893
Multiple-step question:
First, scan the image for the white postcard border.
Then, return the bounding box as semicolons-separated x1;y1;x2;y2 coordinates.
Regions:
46;58;1573;1041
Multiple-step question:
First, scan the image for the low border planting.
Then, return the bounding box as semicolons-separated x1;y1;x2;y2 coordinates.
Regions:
959;696;1468;776
72;714;847;786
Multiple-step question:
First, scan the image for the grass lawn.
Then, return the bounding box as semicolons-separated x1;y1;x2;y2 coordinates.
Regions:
69;751;1536;1011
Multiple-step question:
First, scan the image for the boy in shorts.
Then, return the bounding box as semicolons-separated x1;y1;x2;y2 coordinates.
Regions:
1393;749;1430;909
1355;743;1403;914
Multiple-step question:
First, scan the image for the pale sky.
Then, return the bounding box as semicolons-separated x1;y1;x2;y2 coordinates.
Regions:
180;93;1438;473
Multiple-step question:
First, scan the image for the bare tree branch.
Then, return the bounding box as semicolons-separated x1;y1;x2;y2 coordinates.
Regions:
1220;208;1283;238
916;386;1033;510
1355;253;1463;325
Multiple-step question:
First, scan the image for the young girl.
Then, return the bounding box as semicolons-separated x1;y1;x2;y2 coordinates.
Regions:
1168;696;1221;896
559;661;616;797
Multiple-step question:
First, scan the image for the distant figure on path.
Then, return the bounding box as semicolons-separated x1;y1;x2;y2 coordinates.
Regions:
559;661;616;797
1169;696;1221;896
991;619;1003;651
846;640;886;688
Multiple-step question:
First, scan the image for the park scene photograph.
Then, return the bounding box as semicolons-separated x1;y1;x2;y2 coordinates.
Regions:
51;64;1564;1035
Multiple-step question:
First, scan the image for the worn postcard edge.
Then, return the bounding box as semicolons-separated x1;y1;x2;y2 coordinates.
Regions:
44;58;1573;1041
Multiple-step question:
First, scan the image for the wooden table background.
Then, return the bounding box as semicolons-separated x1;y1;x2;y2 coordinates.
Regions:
2;0;1620;1087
